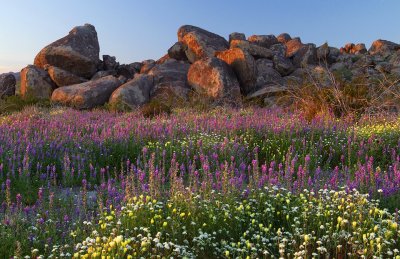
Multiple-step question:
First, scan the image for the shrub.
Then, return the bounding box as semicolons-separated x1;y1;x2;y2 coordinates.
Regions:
286;66;400;120
0;94;50;114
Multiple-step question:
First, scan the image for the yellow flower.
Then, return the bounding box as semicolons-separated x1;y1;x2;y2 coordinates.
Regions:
304;234;310;243
392;221;398;230
163;221;168;227
180;212;186;218
115;235;123;244
225;250;229;257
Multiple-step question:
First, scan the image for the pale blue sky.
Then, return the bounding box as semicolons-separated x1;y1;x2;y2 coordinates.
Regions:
0;0;399;73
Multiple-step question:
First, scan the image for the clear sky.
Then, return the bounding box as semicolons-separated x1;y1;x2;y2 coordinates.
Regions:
0;0;399;73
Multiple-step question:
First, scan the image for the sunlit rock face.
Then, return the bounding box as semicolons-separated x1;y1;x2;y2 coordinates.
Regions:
216;48;257;95
178;25;229;63
188;57;241;104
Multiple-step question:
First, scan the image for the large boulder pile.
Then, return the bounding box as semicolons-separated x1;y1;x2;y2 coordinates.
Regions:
13;23;400;109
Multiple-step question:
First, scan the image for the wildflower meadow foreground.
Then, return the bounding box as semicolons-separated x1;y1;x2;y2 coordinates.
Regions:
0;107;399;258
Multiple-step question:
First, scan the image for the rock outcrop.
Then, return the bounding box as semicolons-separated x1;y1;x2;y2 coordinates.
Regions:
12;23;400;110
0;73;16;98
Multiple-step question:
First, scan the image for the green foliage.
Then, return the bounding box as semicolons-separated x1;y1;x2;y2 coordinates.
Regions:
0;94;50;114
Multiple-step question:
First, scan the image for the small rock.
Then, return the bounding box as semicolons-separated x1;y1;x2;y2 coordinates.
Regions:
273;55;295;76
168;42;188;61
285;38;303;58
103;55;118;71
248;35;278;49
230;40;273;59
277;33;292;44
229;32;246;43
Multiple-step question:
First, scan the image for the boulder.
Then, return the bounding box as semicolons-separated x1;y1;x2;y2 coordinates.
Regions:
353;44;367;54
109;74;154;109
187;57;241;103
51;75;121;109
292;44;317;67
340;43;367;55
273;55;295;76
178;25;229;63
149;59;190;88
285;38;303;58
45;65;87;87
255;58;274;70
34;24;100;78
117;64;137;79
168;42;188;61
215;48;257;94
130;62;143;73
246;85;287;100
91;70;117;80
270;43;287;57
248;35;278;49
256;59;283;88
317;43;340;64
148;59;191;100
229;32;246;43
140;60;156;74
340;43;355;54
277;33;292;44
369;39;400;57
0;73;16;98
103;55;118;71
230;40;273;59
20;65;56;99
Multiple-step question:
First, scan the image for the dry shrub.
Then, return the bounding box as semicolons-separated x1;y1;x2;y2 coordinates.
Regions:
286;65;400;121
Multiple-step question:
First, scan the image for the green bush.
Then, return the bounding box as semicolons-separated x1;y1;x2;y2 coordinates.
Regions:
0;95;51;114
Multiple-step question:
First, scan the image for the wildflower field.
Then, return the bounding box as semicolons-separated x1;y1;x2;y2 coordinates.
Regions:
0;107;399;258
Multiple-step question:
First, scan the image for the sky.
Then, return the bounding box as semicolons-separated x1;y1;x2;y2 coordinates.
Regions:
0;0;399;73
